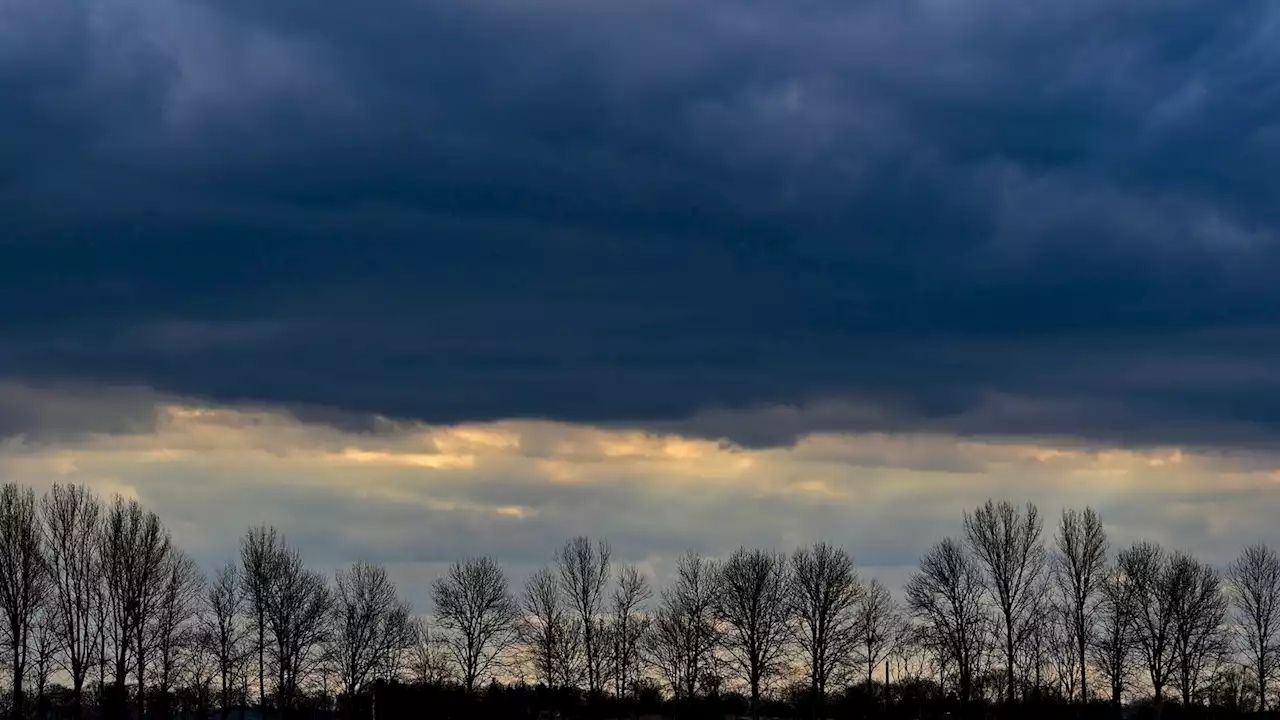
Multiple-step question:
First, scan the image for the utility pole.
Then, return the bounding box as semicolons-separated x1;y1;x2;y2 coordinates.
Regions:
885;660;891;715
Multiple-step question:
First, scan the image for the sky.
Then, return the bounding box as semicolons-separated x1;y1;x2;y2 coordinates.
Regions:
3;0;1280;612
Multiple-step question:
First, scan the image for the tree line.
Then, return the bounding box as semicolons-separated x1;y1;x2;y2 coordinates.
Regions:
1;483;1277;720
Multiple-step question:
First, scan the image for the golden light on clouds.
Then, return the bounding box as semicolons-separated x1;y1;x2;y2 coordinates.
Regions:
495;505;536;519
6;401;1278;504
332;448;476;469
431;426;522;454
4;397;1280;606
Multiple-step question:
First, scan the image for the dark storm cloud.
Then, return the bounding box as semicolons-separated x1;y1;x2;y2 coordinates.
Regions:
0;382;164;441
3;0;1280;446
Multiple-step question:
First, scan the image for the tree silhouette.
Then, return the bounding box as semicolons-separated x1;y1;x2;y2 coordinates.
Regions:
152;547;206;716
643;551;718;702
713;547;792;720
40;482;101;720
1227;543;1280;713
240;524;283;709
331;561;410;698
407;618;454;686
906;537;987;706
1054;507;1108;702
964;499;1046;707
1092;563;1137;710
204;561;248;720
854;578;902;692
518;565;581;689
431;556;518;692
790;542;861;716
3;480;1280;720
1120;541;1178;713
0;483;49;720
100;496;171;720
555;536;611;694
29;607;56;719
607;563;651;703
1167;551;1228;704
265;542;330;713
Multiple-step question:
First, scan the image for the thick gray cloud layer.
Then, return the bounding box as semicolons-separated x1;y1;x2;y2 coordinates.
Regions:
3;0;1280;446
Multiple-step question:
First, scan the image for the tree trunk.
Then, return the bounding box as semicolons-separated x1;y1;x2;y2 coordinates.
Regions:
116;652;131;720
1006;625;1016;709
221;669;230;720
137;624;148;720
1257;640;1268;714
1078;626;1087;704
278;653;289;718
99;638;107;719
259;621;266;708
12;640;24;720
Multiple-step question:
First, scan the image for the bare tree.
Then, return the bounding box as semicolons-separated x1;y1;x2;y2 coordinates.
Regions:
1206;663;1254;712
409;617;455;681
1118;541;1177;709
380;604;415;683
642;552;718;701
1091;564;1136;709
518;566;582;688
101;497;172;720
431;556;519;692
240;524;283;708
1167;551;1229;705
790;542;861;713
95;568;109;712
264;543;331;712
1227;543;1280;712
1054;507;1108;702
408;618;455;686
40;482;101;719
29;608;56;718
640;602;682;701
963;499;1046;705
889;624;932;692
152;547;205;714
607;564;650;702
854;578;902;692
1044;600;1080;701
204;562;248;719
185;628;220;718
315;641;339;707
714;548;792;720
331;560;411;697
906;537;987;706
1016;577;1054;700
0;483;48;720
556;537;611;694
97;497;162;717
